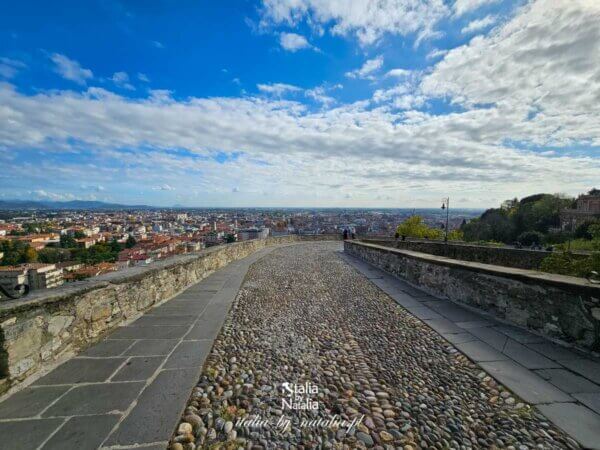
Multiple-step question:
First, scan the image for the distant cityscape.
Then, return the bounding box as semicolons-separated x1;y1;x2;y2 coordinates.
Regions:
0;205;482;298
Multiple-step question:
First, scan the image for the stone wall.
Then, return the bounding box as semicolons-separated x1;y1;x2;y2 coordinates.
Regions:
361;238;588;270
0;235;340;393
345;240;600;352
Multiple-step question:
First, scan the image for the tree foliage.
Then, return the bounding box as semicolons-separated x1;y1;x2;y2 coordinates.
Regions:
461;193;572;244
60;234;77;248
540;252;600;278
0;240;38;266
38;247;71;264
517;231;544;246
396;216;443;240
72;242;121;265
125;236;137;248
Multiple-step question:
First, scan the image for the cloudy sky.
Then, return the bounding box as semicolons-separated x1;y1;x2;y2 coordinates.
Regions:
1;0;599;208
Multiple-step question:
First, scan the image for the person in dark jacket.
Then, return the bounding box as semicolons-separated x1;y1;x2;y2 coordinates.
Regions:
343;229;348;240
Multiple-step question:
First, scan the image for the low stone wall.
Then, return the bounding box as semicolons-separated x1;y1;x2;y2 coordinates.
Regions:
361;238;588;270
0;235;340;393
345;240;600;352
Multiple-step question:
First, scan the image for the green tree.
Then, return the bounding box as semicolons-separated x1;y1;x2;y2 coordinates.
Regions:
575;219;600;240
38;247;70;264
396;216;443;239
109;238;122;253
125;236;137;248
60;234;77;248
462;209;514;243
517;231;544;246
0;240;37;266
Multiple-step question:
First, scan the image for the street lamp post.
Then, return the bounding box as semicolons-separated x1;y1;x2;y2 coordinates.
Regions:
441;197;450;243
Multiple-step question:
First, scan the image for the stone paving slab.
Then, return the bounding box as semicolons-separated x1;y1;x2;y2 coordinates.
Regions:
467;326;509;351
103;368;200;446
572;392;600;415
0;245;280;450
341;250;600;448
441;332;478;344
111;356;165;381
130;315;197;327
164;340;212;369
0;418;64;449
538;403;600;450
0;385;70;419
526;342;583;361
82;339;136;357
537;369;600;394
559;358;600;384
503;339;562;369
42;382;144;416
33;358;126;385
405;305;444;320
107;324;191;340
122;339;179;357
43;414;120;450
454;340;509;362
479;360;574;404
494;325;546;344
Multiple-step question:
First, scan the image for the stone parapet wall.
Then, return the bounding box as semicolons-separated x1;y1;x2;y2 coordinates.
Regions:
361;238;588;270
345;240;600;352
0;235;340;393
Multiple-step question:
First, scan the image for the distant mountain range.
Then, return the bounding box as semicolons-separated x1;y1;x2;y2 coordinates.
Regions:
0;200;154;210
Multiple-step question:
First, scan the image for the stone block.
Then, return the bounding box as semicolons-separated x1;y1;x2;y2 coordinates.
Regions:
43;381;144;416
0;385;70;419
111;356;165;381
537;403;600;449
480;360;573;404
455;340;509;362
0;418;64;448
33;357;125;385
104;368;200;446
122;339;179;356
42;414;120;450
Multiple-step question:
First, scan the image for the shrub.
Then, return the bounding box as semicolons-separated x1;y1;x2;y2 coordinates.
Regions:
517;231;544;246
574;219;600;240
540;251;600;278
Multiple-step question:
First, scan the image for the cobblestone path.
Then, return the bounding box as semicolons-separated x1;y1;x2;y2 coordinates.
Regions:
171;242;578;450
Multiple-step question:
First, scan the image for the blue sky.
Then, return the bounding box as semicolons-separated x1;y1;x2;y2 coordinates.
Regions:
1;0;599;208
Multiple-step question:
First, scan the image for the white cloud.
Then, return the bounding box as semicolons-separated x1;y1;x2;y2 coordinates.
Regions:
260;0;449;45
346;55;384;80
305;85;340;106
153;184;175;191
151;40;165;49
0;57;26;79
111;71;135;90
453;0;501;17
257;82;301;95
3;1;600;207
385;68;411;78
30;190;75;201
461;14;497;34
426;48;448;59
137;73;150;82
422;0;600;147
279;32;312;51
50;53;93;85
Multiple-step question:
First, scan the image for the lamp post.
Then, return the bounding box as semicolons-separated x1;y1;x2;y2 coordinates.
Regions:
441;197;450;243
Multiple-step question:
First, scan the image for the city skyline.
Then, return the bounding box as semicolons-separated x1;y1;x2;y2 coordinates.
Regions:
1;0;599;208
